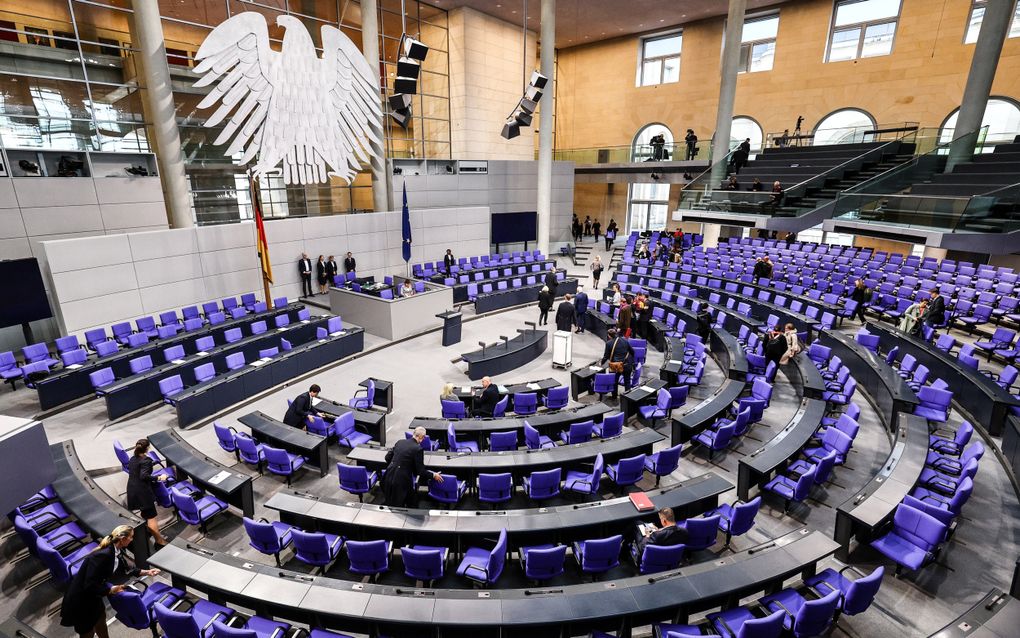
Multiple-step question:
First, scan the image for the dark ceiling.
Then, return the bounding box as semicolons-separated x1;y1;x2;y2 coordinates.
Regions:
424;0;793;48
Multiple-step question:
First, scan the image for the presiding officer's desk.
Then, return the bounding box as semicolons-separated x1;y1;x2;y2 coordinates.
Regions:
737;398;827;500
818;329;918;431
670;378;747;446
867;322;1020;435
50;440;149;566
171;326;365;427
238;411;330;477
330;280;453;341
266;472;733;551
409;402;615;445
834;412;928;559
101;316;327;420
460;329;548;381
928;588;1020;638
34;303;303;410
474;278;578;314
310;396;387;445
148;528;837;636
146;429;255;517
347;428;662;483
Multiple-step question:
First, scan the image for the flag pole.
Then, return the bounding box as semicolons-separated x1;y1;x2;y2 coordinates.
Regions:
249;171;274;310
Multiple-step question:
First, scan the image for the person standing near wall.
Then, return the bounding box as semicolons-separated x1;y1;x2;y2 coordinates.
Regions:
298;253;313;297
593;219;601;243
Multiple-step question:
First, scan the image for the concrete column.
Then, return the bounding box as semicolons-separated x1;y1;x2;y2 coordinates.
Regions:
923;246;948;261
710;0;747;187
701;223;721;249
360;0;391;212
949;0;1013;168
130;0;193;228
536;0;555;256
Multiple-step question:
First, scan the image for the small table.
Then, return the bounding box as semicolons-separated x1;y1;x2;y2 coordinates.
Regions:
620;379;668;421
360;378;393;413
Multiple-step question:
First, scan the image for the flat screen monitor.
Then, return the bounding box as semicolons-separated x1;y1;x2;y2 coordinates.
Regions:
491;212;537;244
0;259;53;328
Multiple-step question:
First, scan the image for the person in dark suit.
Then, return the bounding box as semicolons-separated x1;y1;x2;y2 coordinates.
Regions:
764;328;788;366
325;255;338;286
537;286;553;326
298;253;313;297
617;300;633;338
443;249;456;274
283;384;321;428
315;255;328;295
544;266;559;296
630;508;689;561
344;252;356;274
601;328;635;395
574;286;589;334
923;290;946;329
126;439;169;546
474;376;500;417
555;294;576;331
382;427;443;507
849;279;870;323
696;308;713;341
60;525;160;638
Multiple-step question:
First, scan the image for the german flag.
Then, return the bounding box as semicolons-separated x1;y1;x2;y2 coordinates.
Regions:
250;175;273;284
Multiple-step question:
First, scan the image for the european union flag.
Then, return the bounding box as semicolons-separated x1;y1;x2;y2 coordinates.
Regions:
401;182;412;263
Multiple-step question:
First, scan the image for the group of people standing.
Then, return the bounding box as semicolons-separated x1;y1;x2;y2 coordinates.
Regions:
298;252;357;297
572;215;603;243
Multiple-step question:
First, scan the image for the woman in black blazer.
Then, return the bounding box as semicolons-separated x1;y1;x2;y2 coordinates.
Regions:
316;255;328;295
126;439;169;546
60;525;160;638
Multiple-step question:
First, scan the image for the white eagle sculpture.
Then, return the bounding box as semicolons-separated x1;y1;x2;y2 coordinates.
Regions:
193;12;382;185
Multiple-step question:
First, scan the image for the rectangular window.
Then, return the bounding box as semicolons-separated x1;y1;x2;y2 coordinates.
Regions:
966;1;1020;44
627;183;670;233
826;0;901;62
638;33;682;86
739;14;779;73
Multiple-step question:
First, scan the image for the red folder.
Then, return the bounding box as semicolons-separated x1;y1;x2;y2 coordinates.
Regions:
629;491;654;511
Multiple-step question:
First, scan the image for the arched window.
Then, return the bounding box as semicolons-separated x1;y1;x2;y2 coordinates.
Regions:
813;108;876;145
939;98;1020;146
632;123;674;161
730;116;764;153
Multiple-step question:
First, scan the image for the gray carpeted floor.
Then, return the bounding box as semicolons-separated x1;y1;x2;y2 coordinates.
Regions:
2;253;1018;638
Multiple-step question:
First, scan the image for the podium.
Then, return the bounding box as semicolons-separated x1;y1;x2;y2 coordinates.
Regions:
436;311;462;346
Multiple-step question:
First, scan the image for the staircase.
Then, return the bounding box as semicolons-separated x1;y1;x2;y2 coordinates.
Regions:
573;243;594;267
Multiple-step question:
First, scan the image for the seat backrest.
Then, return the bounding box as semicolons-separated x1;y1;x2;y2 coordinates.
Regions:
214;422;236;450
159;375;183;397
129;355;152;375
582;534;622;570
814;450;838;483
478;472;512;497
599;412;625;438
225;352;245;370
196;336;215;352
89;367;114;389
730;496;762;536
489;430;517;451
243;517;282;553
640;543;685;574
338;462;370;489
291;529;330;563
194;362;216;383
224;327;242;343
893;503;946;550
164;345;185;361
843;566;885;615
113;440;131;470
441;399;465;418
524;423;541;448
568;420;593;442
617;453;646;479
791;589;840;636
525;545;566;579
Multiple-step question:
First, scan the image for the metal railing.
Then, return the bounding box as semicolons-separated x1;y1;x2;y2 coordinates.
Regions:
763;122;919;149
551;140;711;164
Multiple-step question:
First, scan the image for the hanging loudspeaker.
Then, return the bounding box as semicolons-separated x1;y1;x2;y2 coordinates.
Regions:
397;56;421;80
394;76;418;94
518;98;538;115
529;71;548;89
514;111;533;127
391;110;411;129
403;37;429;61
501;119;521;140
389;93;412;113
525;85;543;103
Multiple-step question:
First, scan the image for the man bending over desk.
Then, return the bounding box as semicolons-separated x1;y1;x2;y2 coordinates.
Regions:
631;507;688;561
284;384;323;428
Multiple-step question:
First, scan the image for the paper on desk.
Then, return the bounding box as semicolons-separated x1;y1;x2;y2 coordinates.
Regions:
311;397;322;407
639;385;655;393
65;364;83;369
462;386;472;394
527;383;541;390
668;360;682;366
171;359;186;365
301;320;310;324
195;351;208;357
208;470;231;485
589;365;603;371
249;359;266;367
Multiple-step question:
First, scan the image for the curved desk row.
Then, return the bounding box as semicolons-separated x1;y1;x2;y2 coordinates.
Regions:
34;303;304;410
834;412;928;560
266;472;733;551
817;329;918;431
172;327;365;427
653;305;749;382
148;528;838;635
737;398;827;501
103;317;328;420
311;397;388;446
448;377;560;414
929;588;1019;638
346;428;663;481
670;378;748;446
475;278;579;314
410;402;615;442
866;323;1019;435
146;429;255;517
50;440;149;566
460;329;548;381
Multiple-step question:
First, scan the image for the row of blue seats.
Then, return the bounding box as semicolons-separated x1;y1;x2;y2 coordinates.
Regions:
412;250;546;276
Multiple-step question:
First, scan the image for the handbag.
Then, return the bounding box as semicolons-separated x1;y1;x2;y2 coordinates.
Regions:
607;339;625;373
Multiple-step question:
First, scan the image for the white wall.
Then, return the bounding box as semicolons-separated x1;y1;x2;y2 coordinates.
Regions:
40;207;491;338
